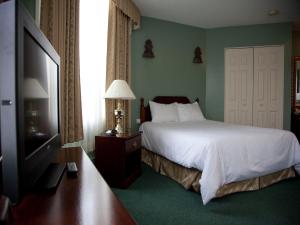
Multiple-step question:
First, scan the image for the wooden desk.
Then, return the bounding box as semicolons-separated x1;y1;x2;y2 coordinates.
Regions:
12;147;137;225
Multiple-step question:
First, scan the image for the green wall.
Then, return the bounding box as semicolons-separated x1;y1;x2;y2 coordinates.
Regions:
131;17;206;131
205;23;293;129
293;31;300;56
21;0;36;19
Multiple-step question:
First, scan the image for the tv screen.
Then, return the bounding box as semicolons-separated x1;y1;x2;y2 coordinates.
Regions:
23;30;59;157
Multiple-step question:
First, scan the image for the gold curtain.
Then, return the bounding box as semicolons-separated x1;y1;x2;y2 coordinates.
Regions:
111;0;141;29
40;0;83;144
105;0;134;131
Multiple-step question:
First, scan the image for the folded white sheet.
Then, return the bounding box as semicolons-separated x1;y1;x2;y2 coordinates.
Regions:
140;120;300;204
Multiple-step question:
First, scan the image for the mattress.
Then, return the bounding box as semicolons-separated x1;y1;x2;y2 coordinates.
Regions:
140;120;300;204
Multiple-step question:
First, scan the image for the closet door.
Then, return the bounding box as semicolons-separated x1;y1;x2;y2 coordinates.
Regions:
253;46;284;129
224;48;253;125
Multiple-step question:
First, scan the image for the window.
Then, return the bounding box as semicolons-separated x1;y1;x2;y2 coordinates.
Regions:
79;0;109;151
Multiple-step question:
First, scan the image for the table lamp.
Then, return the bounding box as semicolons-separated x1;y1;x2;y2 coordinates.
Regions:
104;79;136;134
24;78;48;135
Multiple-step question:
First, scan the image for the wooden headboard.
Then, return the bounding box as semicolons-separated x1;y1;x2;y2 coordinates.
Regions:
140;96;198;123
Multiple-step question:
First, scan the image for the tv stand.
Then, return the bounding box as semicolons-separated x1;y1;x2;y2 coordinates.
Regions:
36;163;65;190
12;147;137;225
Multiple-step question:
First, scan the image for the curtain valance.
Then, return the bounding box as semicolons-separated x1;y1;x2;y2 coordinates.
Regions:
111;0;141;29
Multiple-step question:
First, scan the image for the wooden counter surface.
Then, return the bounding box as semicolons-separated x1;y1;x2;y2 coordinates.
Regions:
12;147;137;225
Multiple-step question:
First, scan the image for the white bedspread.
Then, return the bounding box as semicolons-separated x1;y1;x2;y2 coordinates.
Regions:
140;120;300;204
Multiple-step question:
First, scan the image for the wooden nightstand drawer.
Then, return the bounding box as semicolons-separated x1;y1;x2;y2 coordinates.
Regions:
95;132;142;188
126;136;141;154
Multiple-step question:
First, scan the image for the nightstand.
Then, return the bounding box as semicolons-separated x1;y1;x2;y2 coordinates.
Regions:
95;132;142;188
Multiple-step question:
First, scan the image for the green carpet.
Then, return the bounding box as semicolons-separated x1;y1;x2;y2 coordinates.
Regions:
113;164;300;225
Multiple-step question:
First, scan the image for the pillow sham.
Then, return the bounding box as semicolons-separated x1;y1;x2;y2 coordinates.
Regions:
176;102;205;122
149;101;178;123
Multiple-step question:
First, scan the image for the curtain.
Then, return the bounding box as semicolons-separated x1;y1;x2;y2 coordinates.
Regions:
111;0;140;29
40;0;83;145
105;0;139;131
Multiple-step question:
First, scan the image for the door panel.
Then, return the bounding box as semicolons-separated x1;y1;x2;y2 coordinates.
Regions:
225;48;253;125
253;46;284;129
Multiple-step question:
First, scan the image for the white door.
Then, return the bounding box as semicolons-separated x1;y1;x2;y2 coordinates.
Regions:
253;46;284;129
224;48;254;125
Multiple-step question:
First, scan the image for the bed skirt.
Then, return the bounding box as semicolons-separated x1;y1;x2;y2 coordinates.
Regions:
142;148;296;198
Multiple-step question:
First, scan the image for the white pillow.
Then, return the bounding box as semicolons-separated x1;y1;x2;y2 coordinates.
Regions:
176;102;205;122
149;101;179;123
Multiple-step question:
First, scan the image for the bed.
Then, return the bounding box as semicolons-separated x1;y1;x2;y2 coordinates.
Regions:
139;96;300;204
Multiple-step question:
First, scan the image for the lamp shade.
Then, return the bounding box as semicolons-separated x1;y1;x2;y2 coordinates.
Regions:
104;80;136;100
24;78;48;99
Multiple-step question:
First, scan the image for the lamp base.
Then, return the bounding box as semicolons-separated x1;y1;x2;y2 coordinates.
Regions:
115;123;123;134
114;101;125;134
114;111;124;134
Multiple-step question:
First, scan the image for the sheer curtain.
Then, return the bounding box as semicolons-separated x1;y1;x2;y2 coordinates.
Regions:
79;0;109;152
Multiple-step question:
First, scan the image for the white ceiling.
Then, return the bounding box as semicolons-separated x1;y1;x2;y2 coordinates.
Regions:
132;0;300;29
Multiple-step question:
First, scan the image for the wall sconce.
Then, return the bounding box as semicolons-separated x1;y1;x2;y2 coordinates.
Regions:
193;47;202;64
143;39;154;58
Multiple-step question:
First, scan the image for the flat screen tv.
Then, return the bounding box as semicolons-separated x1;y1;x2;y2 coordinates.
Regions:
0;0;62;203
